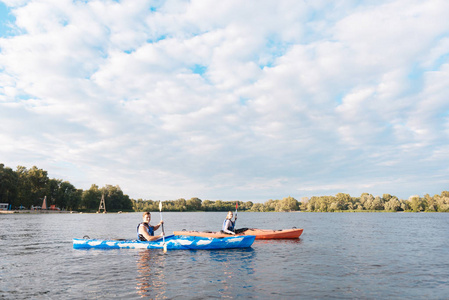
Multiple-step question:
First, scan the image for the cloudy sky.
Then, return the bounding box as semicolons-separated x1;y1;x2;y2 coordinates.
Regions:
1;0;449;202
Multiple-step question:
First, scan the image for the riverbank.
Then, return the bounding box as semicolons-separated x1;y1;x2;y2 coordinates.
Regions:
0;210;77;214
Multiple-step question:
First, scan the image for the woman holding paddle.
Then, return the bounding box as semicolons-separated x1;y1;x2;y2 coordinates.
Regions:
222;211;237;235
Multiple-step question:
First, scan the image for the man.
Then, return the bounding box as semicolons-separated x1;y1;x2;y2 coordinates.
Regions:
137;212;164;241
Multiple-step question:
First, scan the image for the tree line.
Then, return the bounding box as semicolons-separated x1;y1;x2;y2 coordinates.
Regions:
2;163;448;213
0;163;133;211
299;192;449;212
132;192;449;213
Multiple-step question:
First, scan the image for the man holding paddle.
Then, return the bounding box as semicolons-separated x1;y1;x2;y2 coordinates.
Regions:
137;212;164;241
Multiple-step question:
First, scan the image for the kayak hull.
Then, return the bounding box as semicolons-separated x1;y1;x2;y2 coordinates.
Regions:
73;234;255;250
173;228;303;240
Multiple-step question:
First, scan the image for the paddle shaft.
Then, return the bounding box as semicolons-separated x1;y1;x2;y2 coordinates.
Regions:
159;211;165;243
234;202;238;233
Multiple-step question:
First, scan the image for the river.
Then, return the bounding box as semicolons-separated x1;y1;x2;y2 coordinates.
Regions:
1;212;448;299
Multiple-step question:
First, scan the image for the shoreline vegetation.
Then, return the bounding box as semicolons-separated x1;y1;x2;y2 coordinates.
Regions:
1;164;448;213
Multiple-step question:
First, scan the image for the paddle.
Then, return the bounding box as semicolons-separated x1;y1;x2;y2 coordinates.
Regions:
159;200;167;253
234;201;238;233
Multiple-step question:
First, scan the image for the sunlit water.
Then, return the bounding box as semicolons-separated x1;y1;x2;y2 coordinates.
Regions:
1;212;448;299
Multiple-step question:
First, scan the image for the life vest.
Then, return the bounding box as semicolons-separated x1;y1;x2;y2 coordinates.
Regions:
137;222;154;241
222;219;234;232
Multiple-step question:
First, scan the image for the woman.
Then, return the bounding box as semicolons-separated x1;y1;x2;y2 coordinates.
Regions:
137;212;164;241
222;211;237;235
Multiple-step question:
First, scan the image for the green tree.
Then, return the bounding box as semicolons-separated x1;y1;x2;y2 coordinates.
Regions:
58;181;79;210
81;184;102;211
47;178;62;208
202;200;214;211
264;199;277;211
276;196;298;212
300;197;309;211
187;197;202;211
435;192;449;212
132;199;158;212
382;194;393;202
329;201;341;211
214;200;225;211
400;200;410;211
384;196;401;211
174;198;187;211
335;193;351;208
423;194;436;212
250;203;264;212
307;197;319;211
101;185;133;211
371;196;384;210
360;193;374;210
0;164;18;206
409;195;425;212
241;201;253;211
27;166;49;206
16;166;32;208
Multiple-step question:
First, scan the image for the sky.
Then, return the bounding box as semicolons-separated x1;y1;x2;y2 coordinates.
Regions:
1;0;449;202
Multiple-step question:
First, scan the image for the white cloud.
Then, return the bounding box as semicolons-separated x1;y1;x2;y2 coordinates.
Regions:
1;0;449;201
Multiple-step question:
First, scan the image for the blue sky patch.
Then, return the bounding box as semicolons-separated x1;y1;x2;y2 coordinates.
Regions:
430;52;449;71
406;63;425;95
146;34;167;44
239;97;250;105
192;64;207;75
258;37;291;69
0;2;16;37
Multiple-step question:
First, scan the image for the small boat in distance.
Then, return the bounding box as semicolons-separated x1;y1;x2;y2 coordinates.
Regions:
73;234;255;250
173;228;303;240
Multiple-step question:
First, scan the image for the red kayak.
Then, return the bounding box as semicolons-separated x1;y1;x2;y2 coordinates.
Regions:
173;228;303;240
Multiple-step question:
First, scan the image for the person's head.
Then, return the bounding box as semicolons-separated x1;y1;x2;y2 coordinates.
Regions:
226;211;233;219
142;212;151;223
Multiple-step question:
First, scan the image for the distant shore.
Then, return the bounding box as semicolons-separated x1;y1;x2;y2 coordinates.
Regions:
0;210;77;214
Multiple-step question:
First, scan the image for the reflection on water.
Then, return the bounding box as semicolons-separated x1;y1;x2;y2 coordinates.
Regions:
134;248;257;299
136;250;166;298
207;248;257;298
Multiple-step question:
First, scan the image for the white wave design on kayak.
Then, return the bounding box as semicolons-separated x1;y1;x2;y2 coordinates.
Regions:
178;239;195;245
88;241;102;246
227;237;244;243
196;239;213;245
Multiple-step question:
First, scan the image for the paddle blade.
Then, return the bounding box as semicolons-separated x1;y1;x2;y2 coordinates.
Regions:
159;201;162;212
163;243;167;253
236;202;238;210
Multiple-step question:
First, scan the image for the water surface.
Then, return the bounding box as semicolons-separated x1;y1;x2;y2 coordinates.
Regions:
1;212;448;299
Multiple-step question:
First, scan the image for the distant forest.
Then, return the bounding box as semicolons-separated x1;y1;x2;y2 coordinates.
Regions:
1;163;448;212
0;163;133;211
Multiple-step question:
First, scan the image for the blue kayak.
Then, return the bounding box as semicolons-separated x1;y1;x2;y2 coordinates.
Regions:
73;234;255;250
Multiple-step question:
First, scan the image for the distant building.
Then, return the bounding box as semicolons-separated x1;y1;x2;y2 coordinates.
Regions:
0;203;9;211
